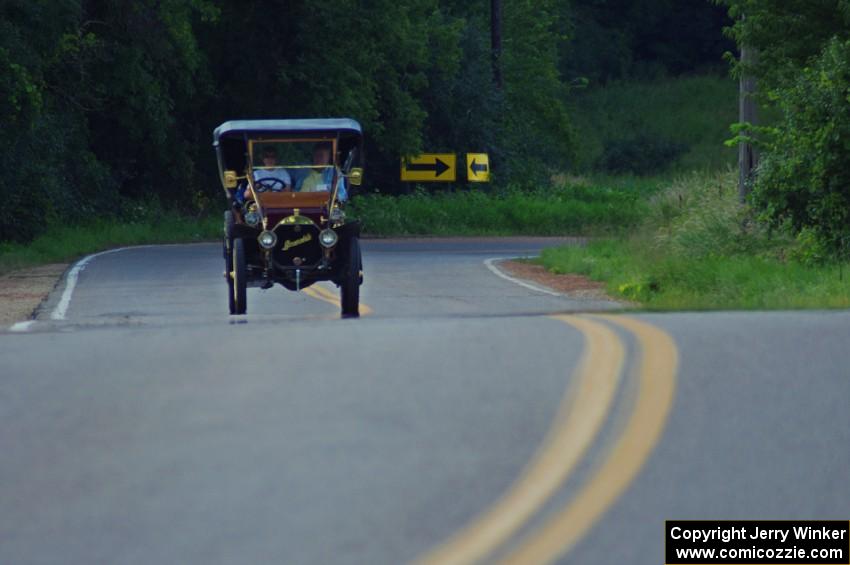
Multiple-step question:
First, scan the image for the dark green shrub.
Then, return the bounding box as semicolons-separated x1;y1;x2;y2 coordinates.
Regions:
752;38;850;255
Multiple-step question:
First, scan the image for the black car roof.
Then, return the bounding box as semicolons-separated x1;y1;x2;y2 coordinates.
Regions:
213;118;362;145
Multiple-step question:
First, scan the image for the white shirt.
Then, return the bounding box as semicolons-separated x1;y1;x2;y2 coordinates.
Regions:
253;167;292;188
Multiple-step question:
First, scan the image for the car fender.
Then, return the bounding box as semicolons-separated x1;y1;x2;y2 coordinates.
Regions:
232;224;260;240
335;220;361;242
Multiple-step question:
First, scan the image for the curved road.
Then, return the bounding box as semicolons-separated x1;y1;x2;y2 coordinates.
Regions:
1;239;848;564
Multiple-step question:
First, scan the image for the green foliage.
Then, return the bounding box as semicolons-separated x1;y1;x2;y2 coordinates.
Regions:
498;0;574;184
751;38;850;255
201;0;576;190
348;182;647;236
788;228;831;266
565;0;733;83
0;0;216;244
0;47;42;128
1;0;582;246
716;0;850;90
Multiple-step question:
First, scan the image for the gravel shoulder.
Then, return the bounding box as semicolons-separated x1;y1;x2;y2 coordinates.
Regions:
500;259;628;304
0;263;67;326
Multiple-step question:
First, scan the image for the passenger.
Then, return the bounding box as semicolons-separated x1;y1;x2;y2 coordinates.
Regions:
293;142;347;200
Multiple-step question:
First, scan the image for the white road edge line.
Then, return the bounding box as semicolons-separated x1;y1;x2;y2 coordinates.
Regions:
9;320;36;332
484;257;563;297
50;247;137;321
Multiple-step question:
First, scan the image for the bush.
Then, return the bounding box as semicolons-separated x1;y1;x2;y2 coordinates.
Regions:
752;38;850;256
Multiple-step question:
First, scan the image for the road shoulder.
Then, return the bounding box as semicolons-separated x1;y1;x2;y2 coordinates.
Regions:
0;263;68;327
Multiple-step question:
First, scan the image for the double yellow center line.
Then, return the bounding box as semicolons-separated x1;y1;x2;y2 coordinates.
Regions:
417;314;679;565
303;281;677;563
303;284;374;316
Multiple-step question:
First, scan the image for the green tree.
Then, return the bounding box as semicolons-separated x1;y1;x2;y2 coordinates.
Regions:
565;0;732;83
719;0;850;255
1;0;580;243
752;38;850;254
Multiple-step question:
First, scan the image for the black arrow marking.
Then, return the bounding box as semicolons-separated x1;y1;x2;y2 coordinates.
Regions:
406;158;451;177
470;158;489;174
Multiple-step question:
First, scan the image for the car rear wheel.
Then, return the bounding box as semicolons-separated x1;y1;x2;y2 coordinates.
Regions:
223;210;234;259
340;236;361;318
232;237;247;315
224;211;236;314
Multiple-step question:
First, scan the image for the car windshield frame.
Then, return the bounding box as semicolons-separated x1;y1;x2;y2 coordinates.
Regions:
245;136;342;219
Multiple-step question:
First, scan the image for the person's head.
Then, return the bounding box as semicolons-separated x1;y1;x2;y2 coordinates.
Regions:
262;146;278;167
312;142;332;167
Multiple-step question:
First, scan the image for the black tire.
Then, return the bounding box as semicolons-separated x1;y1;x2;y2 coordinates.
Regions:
223;210;234;259
224;211;236;314
340;236;361;318
227;271;237;314
232;237;247;315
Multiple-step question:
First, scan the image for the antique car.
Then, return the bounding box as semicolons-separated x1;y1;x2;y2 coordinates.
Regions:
213;119;364;317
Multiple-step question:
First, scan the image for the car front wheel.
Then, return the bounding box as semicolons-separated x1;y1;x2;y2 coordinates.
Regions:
340;236;361;318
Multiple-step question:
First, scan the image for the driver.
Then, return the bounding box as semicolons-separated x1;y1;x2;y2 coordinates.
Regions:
239;146;292;200
293;142;347;200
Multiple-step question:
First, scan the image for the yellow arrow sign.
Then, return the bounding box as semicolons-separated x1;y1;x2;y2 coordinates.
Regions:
401;154;457;182
466;153;490;182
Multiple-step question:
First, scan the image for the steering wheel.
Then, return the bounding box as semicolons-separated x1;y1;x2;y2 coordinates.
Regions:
253;177;288;193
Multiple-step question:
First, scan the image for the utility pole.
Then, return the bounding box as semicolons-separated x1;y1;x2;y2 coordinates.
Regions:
738;44;758;203
491;0;502;89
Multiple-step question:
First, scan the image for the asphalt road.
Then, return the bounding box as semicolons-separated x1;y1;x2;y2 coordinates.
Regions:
1;238;848;565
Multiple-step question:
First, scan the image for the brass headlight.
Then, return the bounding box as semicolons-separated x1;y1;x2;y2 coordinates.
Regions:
258;230;277;249
245;209;261;227
319;229;338;248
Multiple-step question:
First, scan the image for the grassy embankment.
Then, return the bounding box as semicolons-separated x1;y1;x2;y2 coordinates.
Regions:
0;213;219;275
537;170;850;309
536;76;850;309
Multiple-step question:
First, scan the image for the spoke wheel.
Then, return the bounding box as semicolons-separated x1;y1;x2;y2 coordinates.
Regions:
232;238;247;315
224;211;236;314
340;236;361;318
